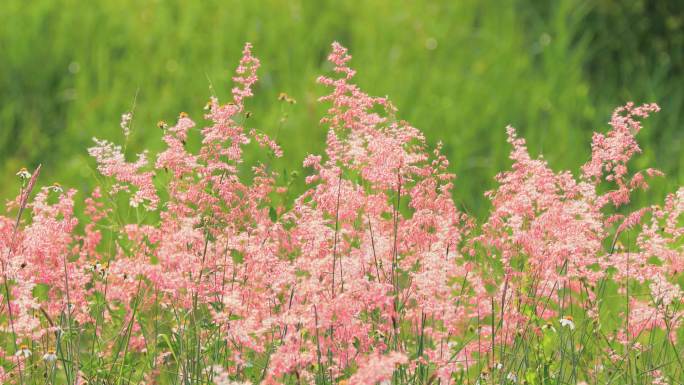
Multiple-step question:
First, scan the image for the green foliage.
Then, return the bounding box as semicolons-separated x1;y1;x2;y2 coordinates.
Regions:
1;0;680;218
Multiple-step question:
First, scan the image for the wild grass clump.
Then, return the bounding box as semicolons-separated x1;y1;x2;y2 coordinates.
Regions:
0;43;682;385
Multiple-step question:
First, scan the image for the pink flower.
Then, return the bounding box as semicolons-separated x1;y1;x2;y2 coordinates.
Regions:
0;41;681;384
347;351;407;385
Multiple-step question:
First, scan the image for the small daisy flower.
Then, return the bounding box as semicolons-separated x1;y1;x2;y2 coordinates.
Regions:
560;315;575;330
43;350;57;363
16;168;31;179
15;344;31;358
50;183;63;193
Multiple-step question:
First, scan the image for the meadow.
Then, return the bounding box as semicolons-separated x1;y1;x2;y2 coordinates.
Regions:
0;1;683;385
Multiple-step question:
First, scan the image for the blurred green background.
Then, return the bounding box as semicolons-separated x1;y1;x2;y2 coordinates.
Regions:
1;0;682;217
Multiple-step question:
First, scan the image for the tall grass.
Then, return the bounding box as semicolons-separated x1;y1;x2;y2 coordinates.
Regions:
0;38;681;385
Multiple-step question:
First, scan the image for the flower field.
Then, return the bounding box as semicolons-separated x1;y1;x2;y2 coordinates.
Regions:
1;42;682;385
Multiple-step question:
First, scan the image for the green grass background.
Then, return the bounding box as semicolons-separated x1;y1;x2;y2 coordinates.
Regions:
1;0;682;218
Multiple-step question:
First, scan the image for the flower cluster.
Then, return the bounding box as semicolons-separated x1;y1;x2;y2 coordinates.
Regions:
0;42;681;385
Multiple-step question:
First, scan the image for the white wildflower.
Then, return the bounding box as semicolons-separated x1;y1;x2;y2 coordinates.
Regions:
50;183;63;193
15;345;31;358
560;316;575;330
43;350;57;362
506;372;518;383
16;168;31;179
120;111;133;138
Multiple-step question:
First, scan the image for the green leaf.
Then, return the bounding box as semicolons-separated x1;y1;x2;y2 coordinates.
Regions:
231;249;244;264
